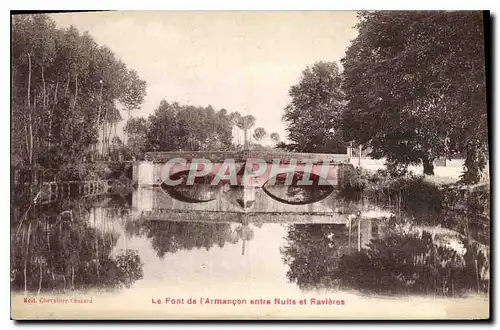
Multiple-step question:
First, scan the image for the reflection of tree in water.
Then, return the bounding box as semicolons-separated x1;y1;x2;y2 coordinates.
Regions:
124;221;240;258
281;224;350;290
339;173;490;247
235;223;255;255
337;231;488;296
333;174;490;296
11;200;143;293
282;223;488;296
113;249;143;289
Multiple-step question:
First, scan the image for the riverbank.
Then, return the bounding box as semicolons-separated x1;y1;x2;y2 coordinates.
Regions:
349;157;490;186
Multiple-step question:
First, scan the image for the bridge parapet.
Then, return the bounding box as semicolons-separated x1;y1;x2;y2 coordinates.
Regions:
145;150;350;164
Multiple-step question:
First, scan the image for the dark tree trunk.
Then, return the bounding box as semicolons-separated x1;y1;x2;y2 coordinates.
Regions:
73;73;78;110
27;53;33;165
422;157;435;175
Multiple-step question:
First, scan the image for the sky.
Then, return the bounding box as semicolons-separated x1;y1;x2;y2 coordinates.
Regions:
50;11;359;142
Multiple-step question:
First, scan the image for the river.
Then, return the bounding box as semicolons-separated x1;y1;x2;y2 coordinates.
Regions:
11;180;490;319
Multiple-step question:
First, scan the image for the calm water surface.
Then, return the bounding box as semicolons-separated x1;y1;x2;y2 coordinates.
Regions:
11;183;490;303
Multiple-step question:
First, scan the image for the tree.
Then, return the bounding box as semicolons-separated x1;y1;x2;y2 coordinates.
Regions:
214;108;235;150
236;115;256;149
252;127;267;142
124;117;148;158
118;69;147;146
228;112;242;146
11;14;147;169
342;11;488;180
282;61;347;154
276;141;288;151
270;132;281;145
144;100;234;152
120;70;147;116
145;101;182;151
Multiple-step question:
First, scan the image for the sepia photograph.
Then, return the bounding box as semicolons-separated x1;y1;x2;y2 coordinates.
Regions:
10;10;490;320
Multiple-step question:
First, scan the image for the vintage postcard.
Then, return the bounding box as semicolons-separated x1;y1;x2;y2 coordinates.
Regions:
11;10;490;320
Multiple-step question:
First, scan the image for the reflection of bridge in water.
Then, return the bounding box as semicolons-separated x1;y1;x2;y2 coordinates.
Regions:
127;186;384;254
132;186;357;224
126;150;386;253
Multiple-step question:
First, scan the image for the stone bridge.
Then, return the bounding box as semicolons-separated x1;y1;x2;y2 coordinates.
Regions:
135;150;352;186
131;150;355;223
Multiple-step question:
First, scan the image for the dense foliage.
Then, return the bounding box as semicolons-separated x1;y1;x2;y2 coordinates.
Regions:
12;13;280;185
282;61;347;153
12;14;147;169
341;11;488;181
123;100;279;158
279;12;488;182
